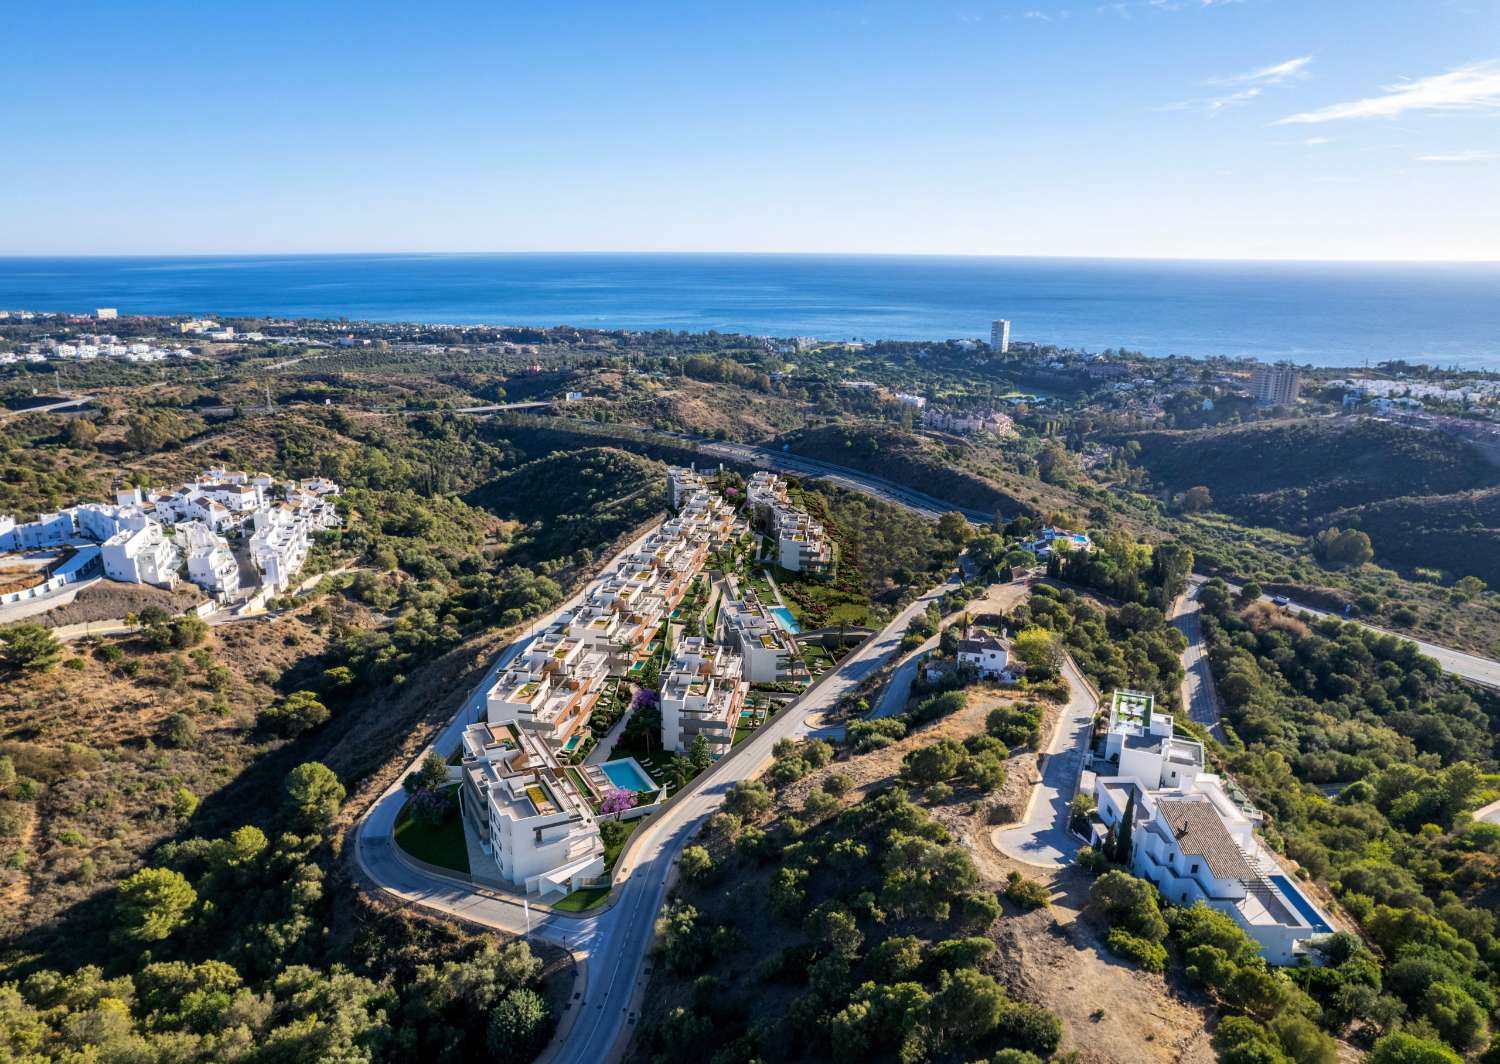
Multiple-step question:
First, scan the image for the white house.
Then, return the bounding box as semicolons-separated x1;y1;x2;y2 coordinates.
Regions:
458;722;604;898
956;631;1010;679
179;521;241;599
100;522;180;588
659;636;745;757
1092;690;1334;965
248;506;309;593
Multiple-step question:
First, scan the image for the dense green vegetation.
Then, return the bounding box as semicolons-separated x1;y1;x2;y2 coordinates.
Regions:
1193;579;1500;1059
0;759;558;1062
1128;419;1496;533
633;736;1065;1064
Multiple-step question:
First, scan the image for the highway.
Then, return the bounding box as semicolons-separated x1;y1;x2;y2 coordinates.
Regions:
1193;575;1500;690
353;512;961;1064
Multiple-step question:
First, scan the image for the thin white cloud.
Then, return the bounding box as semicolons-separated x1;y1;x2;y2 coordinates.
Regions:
1276;60;1500;124
1303;136;1332;146
1416;150;1497;162
1218;56;1313;86
1164;56;1312;113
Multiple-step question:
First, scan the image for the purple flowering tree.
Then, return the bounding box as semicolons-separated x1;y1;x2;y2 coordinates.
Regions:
600;788;636;817
629;687;659;713
409;785;452;828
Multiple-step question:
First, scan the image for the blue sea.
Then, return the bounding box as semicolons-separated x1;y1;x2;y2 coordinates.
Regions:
1;253;1497;370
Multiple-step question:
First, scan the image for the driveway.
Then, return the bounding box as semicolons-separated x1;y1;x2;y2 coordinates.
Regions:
991;655;1097;868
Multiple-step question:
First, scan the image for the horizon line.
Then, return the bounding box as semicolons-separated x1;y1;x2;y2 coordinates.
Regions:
0;249;1498;267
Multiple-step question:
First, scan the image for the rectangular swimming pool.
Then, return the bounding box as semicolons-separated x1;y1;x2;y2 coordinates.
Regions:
600;757;657;792
771;606;801;634
1270;874;1332;934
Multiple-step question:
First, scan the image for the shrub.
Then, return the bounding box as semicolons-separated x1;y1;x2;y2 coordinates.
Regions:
996;1001;1063;1057
1106;927;1167;972
115;867;197;943
1089;869;1167;941
1;624;61;672
1003;871;1052;910
162;712;198;749
723;780;771;819
260;690;330;736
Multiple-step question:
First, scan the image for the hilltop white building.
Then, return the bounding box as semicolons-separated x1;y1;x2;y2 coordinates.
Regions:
1092;691;1335;965
746;471;834;575
179;521;241;599
100;522;180;588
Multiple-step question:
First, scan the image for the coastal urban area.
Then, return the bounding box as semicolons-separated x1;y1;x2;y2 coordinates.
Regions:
2;308;1500;1064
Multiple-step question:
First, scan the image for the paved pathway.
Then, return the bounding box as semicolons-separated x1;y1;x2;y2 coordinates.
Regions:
991;655;1098;868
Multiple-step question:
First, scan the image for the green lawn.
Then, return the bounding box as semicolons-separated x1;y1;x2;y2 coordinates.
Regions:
393;789;470;875
550;813;646;913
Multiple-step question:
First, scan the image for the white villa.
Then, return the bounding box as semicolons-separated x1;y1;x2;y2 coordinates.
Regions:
720;589;797;682
746;471;834;575
1021;526;1093;559
458;721;604;898
956;631;1011;679
1091;690;1335;965
659;636;746;757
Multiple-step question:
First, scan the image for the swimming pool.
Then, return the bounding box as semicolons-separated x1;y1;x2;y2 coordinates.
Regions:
562;733;586;753
771;606;801;634
600;757;657;793
1270;875;1332;934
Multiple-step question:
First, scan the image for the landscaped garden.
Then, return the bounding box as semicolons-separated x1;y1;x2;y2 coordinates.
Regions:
393;786;470;875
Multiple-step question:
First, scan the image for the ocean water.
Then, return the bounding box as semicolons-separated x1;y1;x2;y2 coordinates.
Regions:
0;253;1497;370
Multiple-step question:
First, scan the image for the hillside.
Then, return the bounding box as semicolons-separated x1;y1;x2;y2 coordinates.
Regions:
1129;417;1499;532
782;423;1059;518
1327;486;1500;588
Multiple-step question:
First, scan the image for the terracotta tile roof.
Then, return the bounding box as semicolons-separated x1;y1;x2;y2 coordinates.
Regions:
1157;798;1255;882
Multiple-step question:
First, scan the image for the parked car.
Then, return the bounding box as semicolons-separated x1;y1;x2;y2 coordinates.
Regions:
1271;595;1291;607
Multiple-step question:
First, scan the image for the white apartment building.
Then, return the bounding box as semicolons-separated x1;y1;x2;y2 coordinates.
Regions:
458;722;604;897
179;521;241;599
484;633;610;752
659;636;745;757
720;590;796;682
991;319;1011;354
249;506;310;593
1251;364;1300;406
95;308;118;320
101;522;180;588
1092;690;1334;965
667;466;708;509
746;472;834;576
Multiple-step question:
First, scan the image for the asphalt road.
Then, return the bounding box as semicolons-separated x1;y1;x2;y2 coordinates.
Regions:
991;654;1098;868
1172;582;1228;742
1195;575;1500;690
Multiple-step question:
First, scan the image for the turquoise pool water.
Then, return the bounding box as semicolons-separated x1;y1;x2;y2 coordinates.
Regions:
771;606;801;634
562;733;585;753
1270;875;1332;933
601;758;656;792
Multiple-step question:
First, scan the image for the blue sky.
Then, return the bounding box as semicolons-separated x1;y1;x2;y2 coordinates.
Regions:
2;1;1497;260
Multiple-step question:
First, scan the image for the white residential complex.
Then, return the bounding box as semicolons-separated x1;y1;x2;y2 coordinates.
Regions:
1251;363;1300;406
746;471;834;575
457;471;741;896
1091;691;1335;965
659;636;746;757
0;468;340;599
